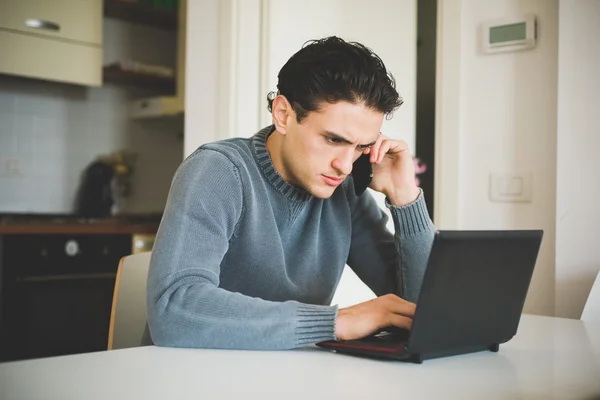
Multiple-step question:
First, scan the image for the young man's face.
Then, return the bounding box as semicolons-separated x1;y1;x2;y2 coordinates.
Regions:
277;100;384;199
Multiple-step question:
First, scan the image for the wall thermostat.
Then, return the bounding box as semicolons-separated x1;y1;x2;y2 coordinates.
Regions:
482;14;537;54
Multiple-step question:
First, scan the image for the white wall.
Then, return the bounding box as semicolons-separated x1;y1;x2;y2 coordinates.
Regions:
185;0;417;307
184;0;262;155
555;0;600;318
435;0;559;316
0;18;182;214
183;0;219;157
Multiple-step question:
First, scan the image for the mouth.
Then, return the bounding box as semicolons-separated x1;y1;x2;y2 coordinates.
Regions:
322;175;344;186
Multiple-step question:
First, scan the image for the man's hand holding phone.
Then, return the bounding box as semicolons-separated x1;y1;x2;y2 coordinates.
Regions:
361;134;420;206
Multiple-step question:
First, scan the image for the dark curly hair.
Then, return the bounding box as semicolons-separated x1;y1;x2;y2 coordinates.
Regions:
267;36;403;123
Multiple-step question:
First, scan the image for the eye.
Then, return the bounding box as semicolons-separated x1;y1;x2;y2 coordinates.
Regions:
357;144;372;151
325;136;343;144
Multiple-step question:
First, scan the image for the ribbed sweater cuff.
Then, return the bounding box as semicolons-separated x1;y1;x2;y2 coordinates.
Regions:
386;189;432;237
295;304;338;346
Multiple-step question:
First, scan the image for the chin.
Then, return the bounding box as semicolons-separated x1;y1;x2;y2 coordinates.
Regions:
308;185;337;199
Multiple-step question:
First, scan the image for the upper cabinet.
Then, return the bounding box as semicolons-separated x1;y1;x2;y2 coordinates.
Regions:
103;0;177;31
0;0;103;86
0;0;102;44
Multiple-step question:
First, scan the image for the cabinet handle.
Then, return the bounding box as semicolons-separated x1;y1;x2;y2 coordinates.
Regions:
25;19;61;32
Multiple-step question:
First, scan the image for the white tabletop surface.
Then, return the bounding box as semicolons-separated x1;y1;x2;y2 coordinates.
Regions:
1;314;599;400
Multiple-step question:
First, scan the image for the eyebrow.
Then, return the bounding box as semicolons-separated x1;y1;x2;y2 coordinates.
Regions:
323;130;378;147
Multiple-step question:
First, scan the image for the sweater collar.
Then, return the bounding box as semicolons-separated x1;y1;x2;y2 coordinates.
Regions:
252;125;312;202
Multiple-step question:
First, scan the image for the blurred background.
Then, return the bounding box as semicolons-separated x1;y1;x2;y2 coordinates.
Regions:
0;0;597;362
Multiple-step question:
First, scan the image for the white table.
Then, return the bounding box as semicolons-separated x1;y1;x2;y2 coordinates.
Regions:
1;315;599;400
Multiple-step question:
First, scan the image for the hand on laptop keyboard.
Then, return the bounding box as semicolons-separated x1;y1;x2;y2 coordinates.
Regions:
379;325;411;336
372;326;411;341
335;293;415;341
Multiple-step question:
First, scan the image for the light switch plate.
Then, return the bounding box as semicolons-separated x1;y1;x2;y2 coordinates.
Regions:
490;172;532;202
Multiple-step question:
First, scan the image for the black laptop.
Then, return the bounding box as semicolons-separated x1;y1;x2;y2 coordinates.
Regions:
316;230;543;363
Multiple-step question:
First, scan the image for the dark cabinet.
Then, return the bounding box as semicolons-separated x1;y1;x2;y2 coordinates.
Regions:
0;234;132;361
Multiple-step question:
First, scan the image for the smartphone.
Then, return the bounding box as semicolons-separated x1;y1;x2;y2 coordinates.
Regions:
352;153;373;196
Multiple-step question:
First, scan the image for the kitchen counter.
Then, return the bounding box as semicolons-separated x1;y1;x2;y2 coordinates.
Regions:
0;214;161;235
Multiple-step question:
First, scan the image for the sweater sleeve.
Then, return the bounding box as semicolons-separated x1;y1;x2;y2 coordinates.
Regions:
345;186;435;303
146;149;337;350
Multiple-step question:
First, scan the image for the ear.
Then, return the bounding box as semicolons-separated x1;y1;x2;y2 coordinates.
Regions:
271;95;294;135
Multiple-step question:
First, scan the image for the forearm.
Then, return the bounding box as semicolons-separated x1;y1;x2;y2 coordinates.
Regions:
346;189;435;301
147;264;337;350
387;190;435;302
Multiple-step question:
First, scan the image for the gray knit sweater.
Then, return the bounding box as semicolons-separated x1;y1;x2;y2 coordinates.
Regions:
146;125;435;350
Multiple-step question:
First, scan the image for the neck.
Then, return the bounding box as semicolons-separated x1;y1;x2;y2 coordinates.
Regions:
265;129;288;182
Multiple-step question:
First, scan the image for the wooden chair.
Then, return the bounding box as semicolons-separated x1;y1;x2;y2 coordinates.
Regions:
107;252;152;350
581;270;600;322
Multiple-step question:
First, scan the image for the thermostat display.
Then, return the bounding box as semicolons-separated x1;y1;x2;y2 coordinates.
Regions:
483;15;536;53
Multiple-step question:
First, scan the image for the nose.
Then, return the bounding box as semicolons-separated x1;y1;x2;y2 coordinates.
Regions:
331;148;356;176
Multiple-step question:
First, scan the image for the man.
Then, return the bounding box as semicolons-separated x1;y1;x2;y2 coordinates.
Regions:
146;36;435;350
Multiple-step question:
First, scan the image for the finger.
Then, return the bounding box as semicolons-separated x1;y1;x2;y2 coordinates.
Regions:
387;314;413;330
384;295;416;317
375;139;409;163
377;140;393;163
385;139;408;154
370;134;387;163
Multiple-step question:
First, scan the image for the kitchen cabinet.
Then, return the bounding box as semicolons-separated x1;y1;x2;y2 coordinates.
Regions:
0;233;130;361
102;0;178;94
0;215;159;361
103;0;177;31
0;0;103;86
100;0;186;118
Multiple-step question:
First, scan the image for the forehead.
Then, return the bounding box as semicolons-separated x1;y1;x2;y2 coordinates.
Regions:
302;101;384;142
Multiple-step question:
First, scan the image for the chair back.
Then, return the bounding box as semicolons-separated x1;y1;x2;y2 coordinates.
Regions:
108;252;152;350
